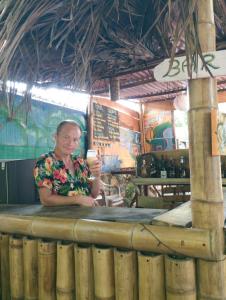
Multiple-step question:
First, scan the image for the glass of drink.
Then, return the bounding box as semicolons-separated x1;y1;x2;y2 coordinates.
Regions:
86;149;98;180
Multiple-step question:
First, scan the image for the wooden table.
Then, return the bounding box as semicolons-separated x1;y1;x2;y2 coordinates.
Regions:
132;177;226;208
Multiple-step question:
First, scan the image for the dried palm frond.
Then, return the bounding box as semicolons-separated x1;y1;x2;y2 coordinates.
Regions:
0;0;223;97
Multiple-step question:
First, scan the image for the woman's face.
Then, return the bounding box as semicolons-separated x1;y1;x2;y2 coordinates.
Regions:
55;123;81;156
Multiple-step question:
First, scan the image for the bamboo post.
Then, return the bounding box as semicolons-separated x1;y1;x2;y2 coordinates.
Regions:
1;234;10;300
114;248;138;300
56;241;75;300
138;252;165;300
9;236;24;300
165;255;196;300
74;244;94;300
197;258;226;298
92;245;115;300
38;240;56;300
23;237;38;300
109;77;120;101
188;0;225;297
139;102;146;154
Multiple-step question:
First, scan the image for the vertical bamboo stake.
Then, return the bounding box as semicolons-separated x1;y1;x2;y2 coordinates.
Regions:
1;234;10;300
56;241;75;300
23;237;38;300
9;236;24;300
188;0;225;297
138;252;165;300
165;255;196;300
38;239;56;300
197;258;226;299
74;244;94;300
93;245;115;300
114;248;138;300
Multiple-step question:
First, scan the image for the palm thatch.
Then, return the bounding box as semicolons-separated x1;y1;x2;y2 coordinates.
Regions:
0;0;225;92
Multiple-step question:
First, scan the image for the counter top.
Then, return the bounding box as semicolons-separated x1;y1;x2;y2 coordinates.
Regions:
0;205;167;224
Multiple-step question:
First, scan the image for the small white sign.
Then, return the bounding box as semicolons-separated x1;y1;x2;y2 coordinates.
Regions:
154;50;226;82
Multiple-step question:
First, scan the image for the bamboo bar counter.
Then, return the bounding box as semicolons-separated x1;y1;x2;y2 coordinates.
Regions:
0;203;225;299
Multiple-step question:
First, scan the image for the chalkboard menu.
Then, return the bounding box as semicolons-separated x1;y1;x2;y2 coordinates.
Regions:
93;103;120;141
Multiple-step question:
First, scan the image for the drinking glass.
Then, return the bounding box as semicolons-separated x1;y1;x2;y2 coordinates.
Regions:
86;149;98;180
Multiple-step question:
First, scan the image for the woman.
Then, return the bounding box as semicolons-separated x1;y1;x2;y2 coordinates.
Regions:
34;120;101;207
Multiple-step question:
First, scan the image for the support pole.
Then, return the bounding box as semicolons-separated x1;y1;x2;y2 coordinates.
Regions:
188;0;225;298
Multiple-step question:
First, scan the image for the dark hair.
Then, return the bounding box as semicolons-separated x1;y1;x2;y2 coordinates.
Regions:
56;120;82;135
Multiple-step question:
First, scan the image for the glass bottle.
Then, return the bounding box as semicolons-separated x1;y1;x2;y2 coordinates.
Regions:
149;156;157;178
178;156;186;178
141;159;148;178
167;158;176;178
160;155;167;179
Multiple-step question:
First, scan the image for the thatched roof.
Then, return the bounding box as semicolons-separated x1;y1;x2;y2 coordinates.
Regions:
0;0;226;99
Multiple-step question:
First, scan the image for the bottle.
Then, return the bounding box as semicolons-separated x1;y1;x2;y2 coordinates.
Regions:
167;158;176;178
141;159;148;177
160;155;167;179
178;156;186;178
149;156;157;177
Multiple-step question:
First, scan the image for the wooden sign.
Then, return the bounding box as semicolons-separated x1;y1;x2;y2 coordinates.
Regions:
93;102;120;141
211;109;226;156
154;50;226;82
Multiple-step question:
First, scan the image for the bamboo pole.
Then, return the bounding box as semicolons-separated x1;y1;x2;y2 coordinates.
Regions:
56;241;75;300
9;236;24;300
92;245;115;300
114;248;138;300
188;0;225;297
1;234;10;300
138;252;165;300
38;240;56;300
0;215;222;259
74;244;94;300
165;255;196;300
23;237;38;300
197;257;226;299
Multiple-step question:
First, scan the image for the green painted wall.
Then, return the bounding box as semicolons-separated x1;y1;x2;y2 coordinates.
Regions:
0;96;87;160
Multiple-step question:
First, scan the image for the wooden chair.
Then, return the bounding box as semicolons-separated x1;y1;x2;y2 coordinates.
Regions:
100;181;124;207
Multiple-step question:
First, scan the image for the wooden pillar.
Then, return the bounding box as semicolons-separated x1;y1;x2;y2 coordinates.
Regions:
109;77;120;101
188;0;225;298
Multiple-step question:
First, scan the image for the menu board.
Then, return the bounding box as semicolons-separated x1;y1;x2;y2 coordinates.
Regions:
93;103;120;141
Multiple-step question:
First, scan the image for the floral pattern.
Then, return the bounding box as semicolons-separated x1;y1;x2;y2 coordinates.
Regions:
34;151;91;197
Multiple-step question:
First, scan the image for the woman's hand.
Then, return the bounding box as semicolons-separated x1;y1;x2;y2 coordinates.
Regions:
74;195;99;207
89;155;102;178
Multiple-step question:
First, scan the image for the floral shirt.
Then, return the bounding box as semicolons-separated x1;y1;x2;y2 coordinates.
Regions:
34;151;91;197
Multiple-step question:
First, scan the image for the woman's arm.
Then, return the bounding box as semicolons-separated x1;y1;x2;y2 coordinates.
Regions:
39;187;97;207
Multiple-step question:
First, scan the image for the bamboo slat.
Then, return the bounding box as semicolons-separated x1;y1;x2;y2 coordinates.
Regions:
1;234;10;300
74;244;94;300
9;236;24;300
114;248;138;300
38;240;56;300
23;237;38;300
93;245;115;300
165;255;196;299
138;252;165;300
56;242;75;300
197;257;226;299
